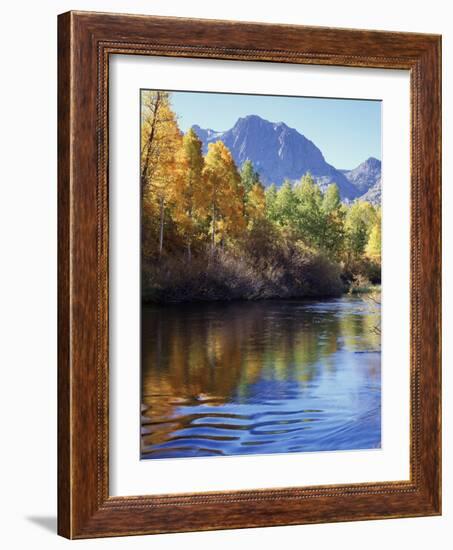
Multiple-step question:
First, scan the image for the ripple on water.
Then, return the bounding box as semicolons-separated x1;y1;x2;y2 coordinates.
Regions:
141;296;381;458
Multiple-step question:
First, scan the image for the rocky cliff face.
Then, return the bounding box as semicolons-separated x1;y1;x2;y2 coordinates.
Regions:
342;157;382;200
358;177;382;205
192;115;381;203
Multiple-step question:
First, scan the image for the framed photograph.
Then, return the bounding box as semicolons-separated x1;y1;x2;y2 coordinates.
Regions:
58;11;441;539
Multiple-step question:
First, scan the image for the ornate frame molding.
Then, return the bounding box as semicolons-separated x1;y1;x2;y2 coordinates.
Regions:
58;11;441;538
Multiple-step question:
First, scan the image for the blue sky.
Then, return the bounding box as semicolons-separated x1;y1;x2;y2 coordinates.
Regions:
166;90;381;170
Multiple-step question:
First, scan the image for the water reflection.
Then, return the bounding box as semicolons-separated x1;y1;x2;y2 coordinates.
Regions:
141;296;381;458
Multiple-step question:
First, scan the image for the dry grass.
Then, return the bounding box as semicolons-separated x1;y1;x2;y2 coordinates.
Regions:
142;246;344;303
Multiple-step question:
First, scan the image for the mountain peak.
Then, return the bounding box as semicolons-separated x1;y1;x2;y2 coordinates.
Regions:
191;124;223;142
191;116;379;201
233;114;268;128
234;115;293;132
351;157;381;173
343;157;382;198
363;156;381;167
242;114;263;122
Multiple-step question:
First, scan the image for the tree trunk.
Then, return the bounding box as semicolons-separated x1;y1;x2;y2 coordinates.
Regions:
158;197;164;258
141;93;162;196
211;204;216;255
187;241;191;263
187;196;193;263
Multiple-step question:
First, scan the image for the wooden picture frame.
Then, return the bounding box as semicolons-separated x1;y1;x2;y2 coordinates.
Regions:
58;10;441;539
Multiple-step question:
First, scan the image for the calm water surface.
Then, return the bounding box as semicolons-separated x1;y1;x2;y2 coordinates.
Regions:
141;296;381;459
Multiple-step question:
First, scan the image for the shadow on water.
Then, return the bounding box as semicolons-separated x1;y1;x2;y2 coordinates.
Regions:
141;295;381;459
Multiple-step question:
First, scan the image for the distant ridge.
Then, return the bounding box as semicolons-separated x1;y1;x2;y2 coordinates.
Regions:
192;115;381;203
342;157;382;204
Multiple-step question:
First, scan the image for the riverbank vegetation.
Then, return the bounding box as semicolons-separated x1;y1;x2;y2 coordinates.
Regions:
141;90;381;303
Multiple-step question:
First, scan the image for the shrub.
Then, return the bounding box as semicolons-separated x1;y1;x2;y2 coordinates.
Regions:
142;241;343;304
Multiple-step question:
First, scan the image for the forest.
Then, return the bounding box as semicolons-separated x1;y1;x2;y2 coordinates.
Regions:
141;90;381;303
